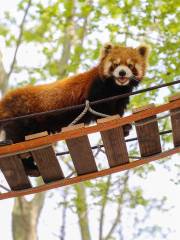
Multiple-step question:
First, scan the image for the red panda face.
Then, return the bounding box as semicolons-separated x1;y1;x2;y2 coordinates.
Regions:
99;43;150;86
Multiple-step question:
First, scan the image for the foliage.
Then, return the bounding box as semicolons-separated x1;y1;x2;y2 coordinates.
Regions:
0;0;179;86
0;0;179;240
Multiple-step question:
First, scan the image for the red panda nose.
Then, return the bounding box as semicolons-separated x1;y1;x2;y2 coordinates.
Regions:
119;70;126;77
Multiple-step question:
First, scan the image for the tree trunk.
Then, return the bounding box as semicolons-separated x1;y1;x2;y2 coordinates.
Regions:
0;49;8;95
74;183;91;240
12;192;45;240
57;0;75;79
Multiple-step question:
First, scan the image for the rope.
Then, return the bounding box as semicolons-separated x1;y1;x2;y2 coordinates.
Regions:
68;100;90;126
68;100;180;128
0;184;11;192
90;79;180;107
133;110;180;127
56;129;172;157
69;100;109;126
0;79;179;125
0;140;13;146
66;171;76;178
88;104;109;118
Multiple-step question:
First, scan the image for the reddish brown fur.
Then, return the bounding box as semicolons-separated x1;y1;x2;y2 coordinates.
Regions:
99;44;150;80
0;43;150;176
0;43;150;120
0;67;99;119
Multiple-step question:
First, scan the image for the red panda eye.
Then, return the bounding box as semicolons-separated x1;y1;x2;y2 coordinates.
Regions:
128;64;133;69
114;63;119;68
110;65;114;71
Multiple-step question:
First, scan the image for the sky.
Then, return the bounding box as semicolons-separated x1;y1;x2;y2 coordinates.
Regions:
0;0;180;240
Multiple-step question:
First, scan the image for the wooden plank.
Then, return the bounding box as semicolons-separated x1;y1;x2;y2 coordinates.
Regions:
0;155;31;190
169;93;180;102
170;108;180;147
1;146;180;200
98;116;129;167
31;146;64;183
63;124;97;175
0;100;179;157
169;94;180;147
133;104;162;157
26;131;64;182
132;104;155;113
25;131;48;141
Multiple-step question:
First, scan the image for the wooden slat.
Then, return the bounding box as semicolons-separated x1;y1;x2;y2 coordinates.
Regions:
1;146;179;200
31;146;64;183
0;155;31;190
0;100;179;157
25;131;48;141
132;104;155;113
169;93;180;102
169;94;180;147
133;104;162;157
98;116;129;167
170;108;180;147
26;131;64;182
63;124;97;175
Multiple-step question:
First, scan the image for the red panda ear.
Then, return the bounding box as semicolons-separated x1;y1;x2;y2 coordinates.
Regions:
100;43;113;60
137;44;151;59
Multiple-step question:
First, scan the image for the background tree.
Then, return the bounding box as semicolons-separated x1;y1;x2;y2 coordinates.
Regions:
0;0;179;239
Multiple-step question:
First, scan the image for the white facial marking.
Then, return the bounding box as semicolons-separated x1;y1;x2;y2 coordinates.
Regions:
117;58;121;64
127;59;133;65
115;79;130;86
0;129;6;141
135;63;142;77
113;65;133;78
104;61;112;76
112;65;133;86
113;58;121;65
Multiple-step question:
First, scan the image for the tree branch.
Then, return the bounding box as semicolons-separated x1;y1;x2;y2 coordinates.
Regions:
57;0;91;78
57;0;75;78
104;172;129;240
71;0;92;73
2;0;32;94
99;175;111;240
0;50;8;92
60;188;69;240
74;183;91;240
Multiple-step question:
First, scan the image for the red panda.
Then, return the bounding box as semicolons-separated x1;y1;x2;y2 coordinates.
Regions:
0;43;150;139
0;43;150;175
0;43;150;121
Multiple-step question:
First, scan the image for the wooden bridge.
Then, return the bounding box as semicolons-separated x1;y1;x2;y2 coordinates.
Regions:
0;94;179;200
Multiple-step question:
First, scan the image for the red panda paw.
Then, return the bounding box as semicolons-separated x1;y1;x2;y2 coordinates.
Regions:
123;124;132;137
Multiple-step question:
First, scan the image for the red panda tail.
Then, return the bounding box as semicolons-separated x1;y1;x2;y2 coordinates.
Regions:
0;100;10;120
